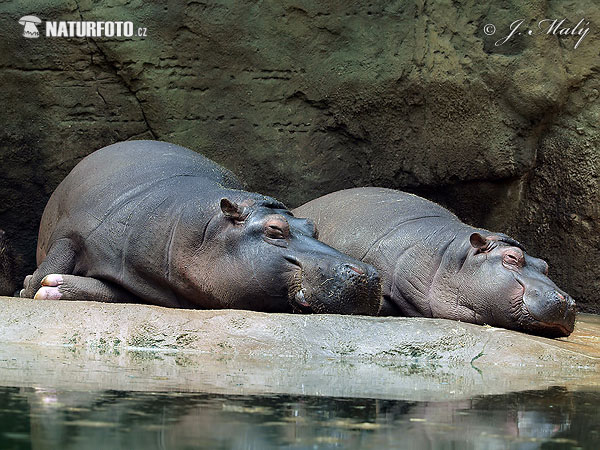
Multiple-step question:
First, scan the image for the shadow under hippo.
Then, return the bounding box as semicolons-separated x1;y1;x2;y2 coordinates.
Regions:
20;141;381;315
294;187;577;337
0;229;16;296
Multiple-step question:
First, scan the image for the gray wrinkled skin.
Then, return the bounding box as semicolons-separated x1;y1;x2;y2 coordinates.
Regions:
20;141;381;315
294;187;576;337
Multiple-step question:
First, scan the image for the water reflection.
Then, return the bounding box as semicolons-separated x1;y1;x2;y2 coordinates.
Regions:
0;386;598;449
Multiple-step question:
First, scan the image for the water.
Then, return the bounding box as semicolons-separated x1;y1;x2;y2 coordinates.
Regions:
1;305;599;449
1;386;598;449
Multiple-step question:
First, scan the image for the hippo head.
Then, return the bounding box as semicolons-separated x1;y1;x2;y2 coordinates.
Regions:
455;232;576;337
188;197;382;315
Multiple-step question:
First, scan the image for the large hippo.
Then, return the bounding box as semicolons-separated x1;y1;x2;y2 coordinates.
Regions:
20;141;381;315
0;229;15;296
294;187;577;337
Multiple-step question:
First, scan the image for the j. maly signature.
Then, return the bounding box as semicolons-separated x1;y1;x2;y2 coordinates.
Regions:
496;18;590;49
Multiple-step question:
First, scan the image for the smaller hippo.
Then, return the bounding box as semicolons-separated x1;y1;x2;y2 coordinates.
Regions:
0;229;16;296
294;187;577;337
20;141;381;315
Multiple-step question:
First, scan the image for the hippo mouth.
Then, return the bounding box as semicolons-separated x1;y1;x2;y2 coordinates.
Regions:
284;256;312;312
537;322;572;337
520;306;573;337
514;280;576;337
292;288;311;311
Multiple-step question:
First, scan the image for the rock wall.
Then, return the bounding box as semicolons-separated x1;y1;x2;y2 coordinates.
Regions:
0;0;598;311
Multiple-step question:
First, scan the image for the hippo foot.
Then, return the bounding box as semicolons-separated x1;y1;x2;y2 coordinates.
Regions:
34;274;65;300
20;238;78;299
32;274;138;303
19;274;34;298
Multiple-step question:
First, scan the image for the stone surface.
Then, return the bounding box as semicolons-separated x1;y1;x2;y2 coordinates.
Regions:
0;297;599;400
0;1;598;310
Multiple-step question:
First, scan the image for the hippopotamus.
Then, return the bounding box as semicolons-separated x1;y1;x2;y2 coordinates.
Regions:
20;141;381;315
294;187;577;337
0;229;16;296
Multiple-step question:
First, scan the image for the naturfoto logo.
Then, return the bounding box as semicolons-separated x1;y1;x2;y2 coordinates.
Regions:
18;15;41;38
17;14;147;39
46;21;134;37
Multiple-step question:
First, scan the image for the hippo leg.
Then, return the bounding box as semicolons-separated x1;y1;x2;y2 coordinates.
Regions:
20;238;77;298
22;275;33;292
34;274;139;303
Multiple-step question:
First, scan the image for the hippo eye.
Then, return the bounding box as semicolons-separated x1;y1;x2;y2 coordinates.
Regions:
502;250;523;268
264;216;290;241
266;225;284;239
265;223;289;240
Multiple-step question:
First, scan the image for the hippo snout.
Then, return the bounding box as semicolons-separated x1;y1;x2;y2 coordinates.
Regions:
328;262;382;315
522;287;577;337
295;258;382;316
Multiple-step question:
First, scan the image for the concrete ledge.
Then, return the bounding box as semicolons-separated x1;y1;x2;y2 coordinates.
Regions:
0;297;598;400
1;297;598;366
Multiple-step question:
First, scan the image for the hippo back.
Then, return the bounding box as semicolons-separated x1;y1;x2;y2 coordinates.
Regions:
37;140;244;263
294;187;460;265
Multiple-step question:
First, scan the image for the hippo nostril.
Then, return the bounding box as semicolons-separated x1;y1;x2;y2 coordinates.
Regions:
561;293;575;308
345;264;364;275
556;292;565;302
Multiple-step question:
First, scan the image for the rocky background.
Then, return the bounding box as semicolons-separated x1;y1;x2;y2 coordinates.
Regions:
0;0;598;311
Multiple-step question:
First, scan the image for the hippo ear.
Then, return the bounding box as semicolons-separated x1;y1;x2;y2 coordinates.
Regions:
469;233;490;252
220;198;245;221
